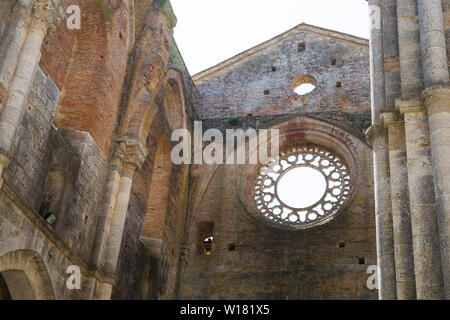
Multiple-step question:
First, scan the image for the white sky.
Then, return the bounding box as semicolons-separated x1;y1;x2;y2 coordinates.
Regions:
171;0;370;75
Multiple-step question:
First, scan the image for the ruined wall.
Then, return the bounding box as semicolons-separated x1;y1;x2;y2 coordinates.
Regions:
194;24;371;140
180;131;377;300
0;0;194;300
180;25;376;300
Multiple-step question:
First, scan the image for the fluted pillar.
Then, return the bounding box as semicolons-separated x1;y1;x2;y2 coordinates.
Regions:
368;0;397;300
418;0;450;298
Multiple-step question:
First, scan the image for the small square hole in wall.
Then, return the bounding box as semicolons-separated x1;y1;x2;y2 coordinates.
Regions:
331;59;337;65
358;257;365;265
228;243;236;252
338;241;345;248
264;89;270;95
271;66;277;72
298;42;306;52
336;82;342;88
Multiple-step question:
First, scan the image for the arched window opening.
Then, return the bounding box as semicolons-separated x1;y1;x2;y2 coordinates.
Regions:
203;237;214;256
143;136;173;240
0;273;12;300
0;271;35;300
196;221;214;255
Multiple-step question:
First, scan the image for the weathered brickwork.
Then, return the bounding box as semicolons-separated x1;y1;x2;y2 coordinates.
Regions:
176;25;377;300
1;0;449;301
194;24;371;139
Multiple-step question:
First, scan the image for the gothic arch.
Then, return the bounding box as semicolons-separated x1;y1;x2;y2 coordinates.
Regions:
162;71;187;130
190;115;364;231
0;250;55;300
120;66;187;144
142;135;173;242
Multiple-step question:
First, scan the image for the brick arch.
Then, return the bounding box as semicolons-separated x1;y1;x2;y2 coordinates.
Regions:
190;115;364;229
122;67;187;143
122;87;159;140
162;72;187;130
53;0;132;155
142;135;173;243
0;250;55;300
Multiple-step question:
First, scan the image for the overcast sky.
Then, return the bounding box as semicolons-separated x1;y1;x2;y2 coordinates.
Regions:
170;0;370;75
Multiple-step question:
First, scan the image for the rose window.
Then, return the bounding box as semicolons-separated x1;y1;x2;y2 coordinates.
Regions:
254;145;352;230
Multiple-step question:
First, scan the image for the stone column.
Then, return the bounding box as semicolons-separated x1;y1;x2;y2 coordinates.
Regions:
382;111;416;300
0;0;63;187
396;0;444;299
397;101;444;299
367;125;397;300
417;0;450;298
92;137;146;300
367;0;397;300
422;87;450;299
0;2;31;104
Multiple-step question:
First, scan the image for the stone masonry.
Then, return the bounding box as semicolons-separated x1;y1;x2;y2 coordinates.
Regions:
0;0;449;300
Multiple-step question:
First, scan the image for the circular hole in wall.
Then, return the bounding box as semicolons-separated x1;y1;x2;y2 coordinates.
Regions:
253;144;353;230
292;74;317;96
277;166;327;209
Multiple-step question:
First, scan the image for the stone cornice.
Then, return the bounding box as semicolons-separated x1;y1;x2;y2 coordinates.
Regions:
380;109;403;126
396;98;424;114
0;182;116;289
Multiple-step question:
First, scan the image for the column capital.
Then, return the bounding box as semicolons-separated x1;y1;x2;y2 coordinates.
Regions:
365;124;386;147
380;110;403;127
180;245;190;267
421;85;450;111
112;135;148;171
30;0;65;34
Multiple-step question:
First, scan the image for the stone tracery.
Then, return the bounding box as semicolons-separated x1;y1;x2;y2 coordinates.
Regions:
254;145;352;230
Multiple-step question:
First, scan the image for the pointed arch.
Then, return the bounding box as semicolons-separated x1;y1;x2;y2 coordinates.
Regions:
142;135;173;241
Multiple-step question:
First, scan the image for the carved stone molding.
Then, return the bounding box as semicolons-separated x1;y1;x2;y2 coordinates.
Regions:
396;98;424;114
365;124;386;147
31;0;65;34
380;110;403;127
179;245;190;267
112;136;148;172
421;85;450;113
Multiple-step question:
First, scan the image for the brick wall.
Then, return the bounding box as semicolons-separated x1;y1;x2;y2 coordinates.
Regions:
194;25;371;139
180;25;377;300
